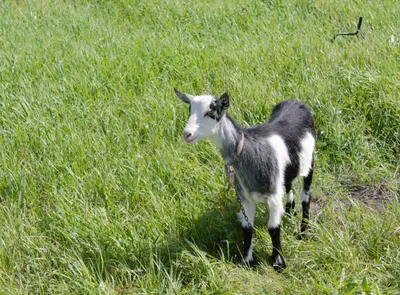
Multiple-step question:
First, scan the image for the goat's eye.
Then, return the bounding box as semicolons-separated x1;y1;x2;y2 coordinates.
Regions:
205;111;215;118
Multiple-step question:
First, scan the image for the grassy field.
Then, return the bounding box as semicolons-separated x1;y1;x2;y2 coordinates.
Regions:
0;0;399;293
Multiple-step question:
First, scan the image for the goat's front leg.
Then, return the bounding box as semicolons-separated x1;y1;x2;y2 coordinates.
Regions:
267;195;286;271
237;197;256;266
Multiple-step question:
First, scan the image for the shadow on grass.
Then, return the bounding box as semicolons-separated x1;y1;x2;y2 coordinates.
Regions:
76;188;311;287
166;187;300;268
167;187;312;267
66;189;247;291
173;188;243;263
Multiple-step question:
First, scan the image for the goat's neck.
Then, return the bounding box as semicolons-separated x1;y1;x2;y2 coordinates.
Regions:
211;115;242;163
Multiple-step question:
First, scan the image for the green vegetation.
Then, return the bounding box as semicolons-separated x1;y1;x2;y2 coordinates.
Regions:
0;0;399;293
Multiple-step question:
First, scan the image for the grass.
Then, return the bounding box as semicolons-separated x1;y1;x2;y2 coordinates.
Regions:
0;0;399;293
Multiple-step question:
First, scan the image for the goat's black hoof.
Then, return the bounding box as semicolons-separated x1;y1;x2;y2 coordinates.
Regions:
240;258;257;268
297;229;311;240
273;263;286;273
271;255;286;272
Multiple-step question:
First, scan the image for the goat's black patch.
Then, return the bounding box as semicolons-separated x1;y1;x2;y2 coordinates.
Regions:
210;101;216;110
205;101;217;120
220;93;230;108
215;94;230;122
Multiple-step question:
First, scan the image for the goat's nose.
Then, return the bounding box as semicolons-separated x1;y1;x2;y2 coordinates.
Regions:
183;131;192;141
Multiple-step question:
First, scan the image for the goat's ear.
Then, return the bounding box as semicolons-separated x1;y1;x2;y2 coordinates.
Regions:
219;92;230;110
174;88;193;104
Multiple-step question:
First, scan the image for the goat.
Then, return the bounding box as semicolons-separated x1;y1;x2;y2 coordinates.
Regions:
174;88;316;271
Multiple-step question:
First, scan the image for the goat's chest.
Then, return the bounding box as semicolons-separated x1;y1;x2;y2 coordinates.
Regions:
235;174;270;204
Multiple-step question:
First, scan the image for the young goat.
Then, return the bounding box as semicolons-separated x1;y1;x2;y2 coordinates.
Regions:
175;88;316;271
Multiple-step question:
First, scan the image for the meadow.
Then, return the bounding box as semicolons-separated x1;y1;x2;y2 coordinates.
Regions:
0;0;399;293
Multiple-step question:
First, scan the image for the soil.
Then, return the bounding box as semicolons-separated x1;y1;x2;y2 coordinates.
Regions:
312;180;398;214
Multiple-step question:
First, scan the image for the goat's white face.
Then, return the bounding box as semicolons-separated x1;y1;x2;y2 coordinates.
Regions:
174;88;230;144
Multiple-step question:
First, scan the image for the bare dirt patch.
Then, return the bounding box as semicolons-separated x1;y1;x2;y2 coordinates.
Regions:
345;181;393;210
312;180;398;214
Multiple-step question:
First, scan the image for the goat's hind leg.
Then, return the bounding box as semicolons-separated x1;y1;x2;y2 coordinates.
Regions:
300;164;314;237
284;182;295;215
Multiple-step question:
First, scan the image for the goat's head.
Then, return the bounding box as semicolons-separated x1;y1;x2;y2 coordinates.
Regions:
174;88;230;144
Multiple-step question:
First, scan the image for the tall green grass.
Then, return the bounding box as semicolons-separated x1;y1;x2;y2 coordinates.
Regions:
0;0;399;293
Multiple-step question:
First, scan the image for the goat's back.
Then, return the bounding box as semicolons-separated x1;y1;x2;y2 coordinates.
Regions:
268;99;315;137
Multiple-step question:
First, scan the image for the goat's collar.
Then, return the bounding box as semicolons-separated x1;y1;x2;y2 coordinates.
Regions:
226;131;244;165
225;131;244;189
236;132;245;156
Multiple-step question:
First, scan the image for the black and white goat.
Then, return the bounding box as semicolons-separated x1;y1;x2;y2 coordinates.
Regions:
175;88;316;271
